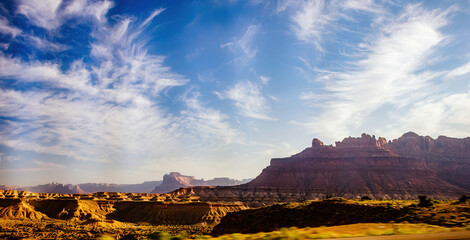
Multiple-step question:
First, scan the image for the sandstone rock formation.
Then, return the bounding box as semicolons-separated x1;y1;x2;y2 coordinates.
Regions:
0;190;246;226
173;132;470;204
152;172;251;194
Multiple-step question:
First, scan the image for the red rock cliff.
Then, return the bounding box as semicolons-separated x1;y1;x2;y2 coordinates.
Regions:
180;132;470;203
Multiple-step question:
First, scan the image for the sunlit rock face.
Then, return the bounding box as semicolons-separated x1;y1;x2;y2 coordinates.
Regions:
179;133;470;204
247;132;470;199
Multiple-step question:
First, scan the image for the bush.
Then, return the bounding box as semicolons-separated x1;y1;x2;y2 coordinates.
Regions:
361;196;372;201
458;195;469;203
120;234;137;240
417;195;433;207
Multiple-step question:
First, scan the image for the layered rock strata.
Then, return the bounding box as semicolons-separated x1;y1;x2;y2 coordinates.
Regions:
0;190;246;226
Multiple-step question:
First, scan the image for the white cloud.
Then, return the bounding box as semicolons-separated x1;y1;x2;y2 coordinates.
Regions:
24;35;68;52
0;16;22;37
339;0;383;14
0;152;19;162
83;0;113;22
17;0;113;30
291;0;384;50
259;75;270;85
0;43;8;50
384;91;470;139
238;25;259;58
220;42;234;48
186;48;204;61
295;4;452;140
292;0;333;50
32;160;64;169
276;0;299;13
180;91;237;144
222;25;259;60
140;8;166;29
0;54;95;93
222;81;275;120
269;95;280;102
447;61;470;78
17;0;62;30
0;5;235;164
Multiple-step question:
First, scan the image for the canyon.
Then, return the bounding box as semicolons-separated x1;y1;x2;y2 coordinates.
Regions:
0;190;246;227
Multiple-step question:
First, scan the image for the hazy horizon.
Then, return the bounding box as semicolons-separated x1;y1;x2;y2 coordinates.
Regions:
1;0;470;186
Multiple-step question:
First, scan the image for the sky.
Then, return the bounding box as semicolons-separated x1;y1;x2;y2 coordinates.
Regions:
1;0;470;186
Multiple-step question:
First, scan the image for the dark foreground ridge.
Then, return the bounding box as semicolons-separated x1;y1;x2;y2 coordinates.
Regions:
172;132;470;205
211;198;470;236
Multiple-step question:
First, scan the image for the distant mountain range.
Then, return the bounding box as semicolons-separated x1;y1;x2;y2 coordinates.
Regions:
0;181;162;194
152;172;252;194
0;172;251;194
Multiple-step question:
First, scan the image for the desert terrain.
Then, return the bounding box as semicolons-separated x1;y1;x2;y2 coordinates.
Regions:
1;133;470;239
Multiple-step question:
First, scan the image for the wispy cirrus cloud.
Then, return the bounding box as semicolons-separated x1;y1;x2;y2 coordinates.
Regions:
218;81;275;120
0;16;21;37
447;61;470;78
16;0;62;30
180;91;237;144
17;0;113;30
221;24;259;60
291;0;333;51
294;3;453;140
0;2;234;165
290;0;382;50
378;90;470;139
23;35;69;52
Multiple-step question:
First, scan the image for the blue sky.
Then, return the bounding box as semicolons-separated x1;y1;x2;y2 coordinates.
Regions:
1;0;470;185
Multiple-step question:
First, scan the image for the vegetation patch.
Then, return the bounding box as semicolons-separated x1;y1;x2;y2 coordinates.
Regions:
209;223;455;240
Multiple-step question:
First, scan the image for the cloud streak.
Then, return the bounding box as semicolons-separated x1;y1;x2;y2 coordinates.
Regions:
291;0;383;50
0;16;21;37
222;24;259;60
220;81;275;120
295;3;453;140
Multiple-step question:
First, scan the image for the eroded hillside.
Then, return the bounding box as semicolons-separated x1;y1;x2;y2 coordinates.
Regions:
0;190;246;227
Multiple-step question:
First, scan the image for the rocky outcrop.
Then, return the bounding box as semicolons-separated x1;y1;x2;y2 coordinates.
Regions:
152;172;251;194
109;201;245;226
0;198;47;220
174;132;470;203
